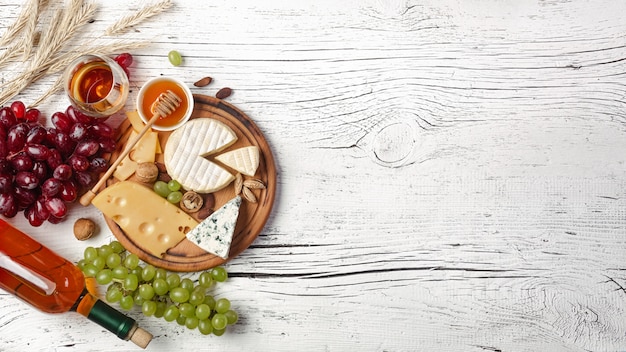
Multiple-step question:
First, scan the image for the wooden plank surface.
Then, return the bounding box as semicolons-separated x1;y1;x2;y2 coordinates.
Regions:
1;0;626;351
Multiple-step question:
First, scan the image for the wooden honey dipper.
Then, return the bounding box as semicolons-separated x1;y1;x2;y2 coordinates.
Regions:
79;90;182;206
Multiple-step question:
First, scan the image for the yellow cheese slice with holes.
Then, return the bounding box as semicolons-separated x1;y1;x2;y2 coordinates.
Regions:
163;118;238;193
215;146;260;176
92;181;198;257
113;128;159;181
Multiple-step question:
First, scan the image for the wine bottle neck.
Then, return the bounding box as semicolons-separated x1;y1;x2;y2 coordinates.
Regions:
72;289;137;341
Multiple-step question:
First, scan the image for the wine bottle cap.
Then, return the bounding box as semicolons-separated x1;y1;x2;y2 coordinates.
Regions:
129;326;153;349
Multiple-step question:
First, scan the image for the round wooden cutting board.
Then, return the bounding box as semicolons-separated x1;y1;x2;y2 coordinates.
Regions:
102;94;276;272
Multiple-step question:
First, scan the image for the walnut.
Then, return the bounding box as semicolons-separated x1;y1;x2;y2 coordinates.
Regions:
180;191;203;213
135;162;159;183
74;218;96;241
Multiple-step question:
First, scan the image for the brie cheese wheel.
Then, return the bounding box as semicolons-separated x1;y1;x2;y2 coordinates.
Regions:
164;118;238;192
215;146;260;176
185;195;242;259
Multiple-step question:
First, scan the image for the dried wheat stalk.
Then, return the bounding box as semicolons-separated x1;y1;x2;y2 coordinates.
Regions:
105;0;173;36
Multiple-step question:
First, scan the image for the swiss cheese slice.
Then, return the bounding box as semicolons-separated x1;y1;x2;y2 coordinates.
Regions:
185;195;241;259
92;181;198;257
163;118;238;193
215;146;260;176
113;125;160;181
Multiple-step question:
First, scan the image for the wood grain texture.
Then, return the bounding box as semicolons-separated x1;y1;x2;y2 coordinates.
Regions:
1;0;626;351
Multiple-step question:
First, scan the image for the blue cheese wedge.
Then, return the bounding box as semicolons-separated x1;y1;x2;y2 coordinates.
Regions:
186;195;242;259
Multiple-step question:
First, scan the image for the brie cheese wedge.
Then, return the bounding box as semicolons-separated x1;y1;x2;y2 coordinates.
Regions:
215;146;260;176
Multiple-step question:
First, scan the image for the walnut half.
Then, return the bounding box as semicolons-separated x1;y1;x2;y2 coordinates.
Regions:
180;191;203;213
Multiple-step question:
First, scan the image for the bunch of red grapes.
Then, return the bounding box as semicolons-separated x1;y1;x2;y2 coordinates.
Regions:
0;103;117;226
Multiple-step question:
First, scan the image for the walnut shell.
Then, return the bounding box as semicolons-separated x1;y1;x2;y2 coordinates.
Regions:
74;218;96;241
136;162;159;183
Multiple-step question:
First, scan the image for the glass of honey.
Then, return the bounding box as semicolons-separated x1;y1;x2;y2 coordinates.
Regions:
136;76;193;131
63;54;129;118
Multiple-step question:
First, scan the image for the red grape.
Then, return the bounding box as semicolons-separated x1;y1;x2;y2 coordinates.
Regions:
46;148;63;170
0;174;12;194
0;193;15;213
0;107;17;128
10;101;25;120
7;127;26;153
31;161;47;180
25;143;50;160
59;180;77;202
74;171;93;187
98;138;116;153
89;122;115;139
53;164;72;180
69;123;88;141
115;53;133;68
54;132;75;155
34;197;50;220
68;154;90;172
24;108;40;123
44;197;67;218
66;106;93;125
89;157;108;173
25;205;44;227
10;153;33;171
26;125;47;144
51;112;73;132
15;171;39;190
74;139;99;157
41;178;62;198
14;187;37;208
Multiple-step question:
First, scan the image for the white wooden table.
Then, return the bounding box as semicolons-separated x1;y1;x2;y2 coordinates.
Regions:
1;0;626;351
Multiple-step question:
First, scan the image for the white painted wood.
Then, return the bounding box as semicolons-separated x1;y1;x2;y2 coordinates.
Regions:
1;0;626;351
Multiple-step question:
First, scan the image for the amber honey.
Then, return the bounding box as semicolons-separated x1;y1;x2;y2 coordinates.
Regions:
139;78;190;129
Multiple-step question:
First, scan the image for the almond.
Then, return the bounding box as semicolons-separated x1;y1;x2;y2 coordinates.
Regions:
216;87;232;99
194;76;213;87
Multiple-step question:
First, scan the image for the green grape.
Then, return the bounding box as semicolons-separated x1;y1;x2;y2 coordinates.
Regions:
110;241;125;254
138;284;155;300
106;253;122;268
166;191;182;204
211;313;227;330
198;319;213;335
155;268;167;280
124;274;139;291
169;287;190;303
210;267;228;282
153;278;169;296
224;310;238;325
97;244;113;258
179;303;195;318
168;50;182;66
96;269;113;285
195;304;211;320
189;289;205;306
124;253;139;269
133;290;146;306
83;264;98;277
212;328;226;336
120;295;134;310
203;295;216;310
105;282;123;303
163;305;180;322
84;246;98;262
130;267;143;281
167;180;181;192
142;301;157;316
166;273;181;288
142;265;156;281
180;278;194;291
76;259;87;270
153;181;171;198
155;302;167;318
198;272;213;288
176;314;187;326
185;317;199;330
215;298;230;314
92;256;106;271
112;266;129;280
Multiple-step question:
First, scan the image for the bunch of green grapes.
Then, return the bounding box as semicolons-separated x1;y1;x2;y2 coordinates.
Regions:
78;241;237;336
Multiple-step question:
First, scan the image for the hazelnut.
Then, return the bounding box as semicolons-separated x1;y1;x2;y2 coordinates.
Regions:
180;191;203;213
74;218;96;241
135;162;159;183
